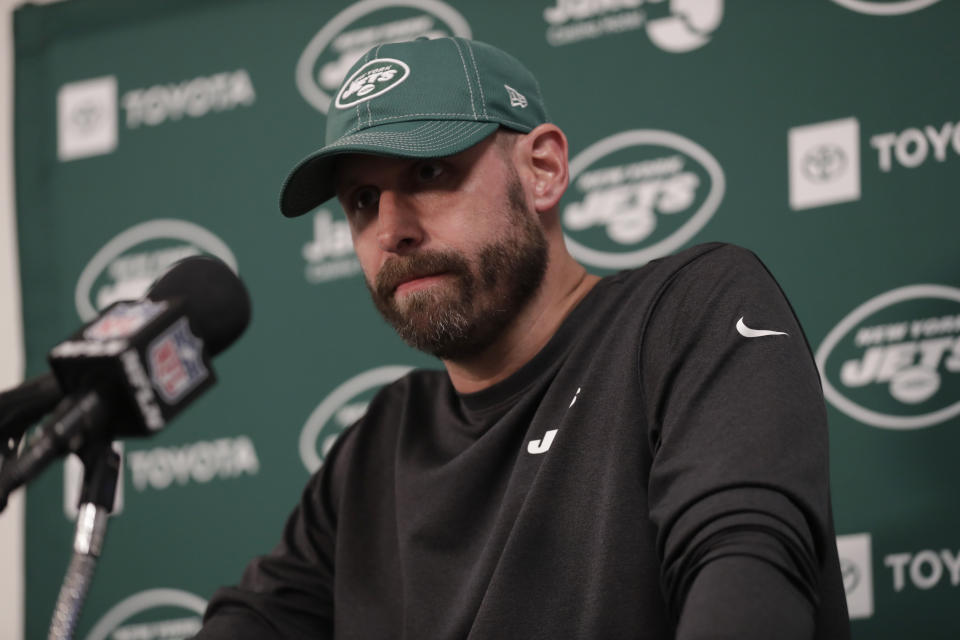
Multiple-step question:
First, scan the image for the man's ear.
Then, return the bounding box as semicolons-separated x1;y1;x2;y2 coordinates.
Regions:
518;123;569;213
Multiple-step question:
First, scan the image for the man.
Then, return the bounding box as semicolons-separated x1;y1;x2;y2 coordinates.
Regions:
197;37;849;638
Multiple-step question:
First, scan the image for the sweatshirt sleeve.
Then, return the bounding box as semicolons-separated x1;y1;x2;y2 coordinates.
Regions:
639;244;834;638
193;430;351;639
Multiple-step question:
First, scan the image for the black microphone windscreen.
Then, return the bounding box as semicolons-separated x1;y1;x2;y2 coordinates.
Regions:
146;256;251;356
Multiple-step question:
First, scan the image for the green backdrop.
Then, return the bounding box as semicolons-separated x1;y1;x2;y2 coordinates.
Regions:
13;0;960;637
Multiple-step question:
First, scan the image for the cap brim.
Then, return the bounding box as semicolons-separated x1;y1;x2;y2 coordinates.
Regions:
279;120;500;217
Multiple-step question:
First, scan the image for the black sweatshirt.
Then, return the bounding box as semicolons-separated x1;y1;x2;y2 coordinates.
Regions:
197;243;851;639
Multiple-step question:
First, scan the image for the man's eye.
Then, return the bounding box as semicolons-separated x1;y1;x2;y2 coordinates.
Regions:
353;187;380;211
416;162;444;182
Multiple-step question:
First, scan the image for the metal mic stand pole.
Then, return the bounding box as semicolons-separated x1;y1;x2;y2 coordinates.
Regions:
48;440;120;640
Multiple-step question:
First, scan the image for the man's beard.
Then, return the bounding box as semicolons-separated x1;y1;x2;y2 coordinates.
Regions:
366;176;548;360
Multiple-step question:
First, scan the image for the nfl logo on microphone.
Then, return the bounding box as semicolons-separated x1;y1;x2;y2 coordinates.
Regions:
148;318;209;403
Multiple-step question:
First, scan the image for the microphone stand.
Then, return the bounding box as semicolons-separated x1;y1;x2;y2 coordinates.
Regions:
47;440;120;640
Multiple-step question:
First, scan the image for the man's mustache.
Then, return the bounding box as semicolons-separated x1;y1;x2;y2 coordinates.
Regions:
375;250;471;300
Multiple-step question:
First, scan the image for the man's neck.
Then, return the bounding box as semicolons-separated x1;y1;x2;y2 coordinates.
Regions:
442;255;600;394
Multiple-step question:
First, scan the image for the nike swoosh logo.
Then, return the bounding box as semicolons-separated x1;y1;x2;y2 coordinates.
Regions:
736;317;788;338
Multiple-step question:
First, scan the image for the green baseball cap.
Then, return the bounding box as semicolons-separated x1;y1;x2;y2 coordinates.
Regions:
279;36;550;217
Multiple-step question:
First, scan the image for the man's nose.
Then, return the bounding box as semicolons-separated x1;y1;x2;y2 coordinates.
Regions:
376;190;423;253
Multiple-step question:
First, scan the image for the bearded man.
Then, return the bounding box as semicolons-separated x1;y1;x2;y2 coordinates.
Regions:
196;37;850;639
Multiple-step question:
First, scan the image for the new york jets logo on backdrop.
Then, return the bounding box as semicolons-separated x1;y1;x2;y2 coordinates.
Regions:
335;59;410;108
302;209;362;284
296;0;471;114
542;0;723;51
816;285;960;430
830;0;942;16
300;365;413;472
85;588;207;640
561;129;725;270
74;219;237;321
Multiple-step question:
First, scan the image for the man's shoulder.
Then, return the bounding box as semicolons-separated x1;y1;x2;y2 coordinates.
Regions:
596;242;760;298
620;242;759;281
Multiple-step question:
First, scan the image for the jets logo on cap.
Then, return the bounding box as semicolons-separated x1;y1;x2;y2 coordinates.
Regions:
335;58;410;109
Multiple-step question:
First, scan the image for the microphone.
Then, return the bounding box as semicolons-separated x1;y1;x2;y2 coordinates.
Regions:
0;256;250;442
0;255;251;506
0;373;62;445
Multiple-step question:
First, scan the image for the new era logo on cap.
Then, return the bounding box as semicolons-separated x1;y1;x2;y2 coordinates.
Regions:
504;85;528;108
